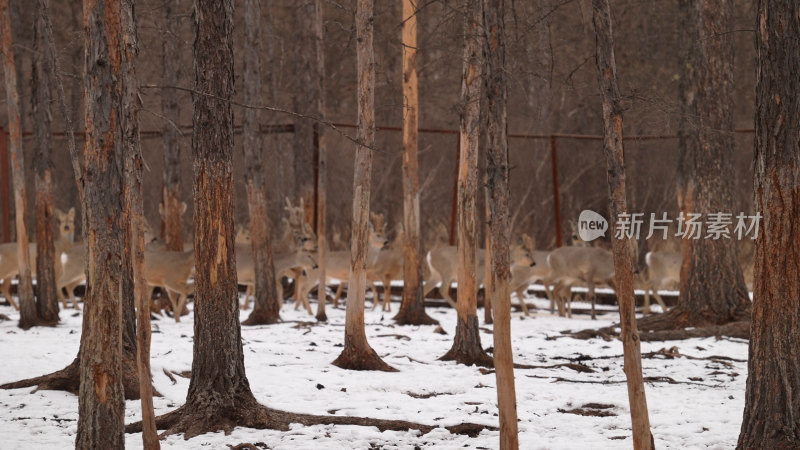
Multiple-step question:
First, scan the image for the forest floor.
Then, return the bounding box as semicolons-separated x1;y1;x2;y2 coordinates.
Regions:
0;288;746;449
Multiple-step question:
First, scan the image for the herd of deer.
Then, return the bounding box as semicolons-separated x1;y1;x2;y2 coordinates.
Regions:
0;201;755;322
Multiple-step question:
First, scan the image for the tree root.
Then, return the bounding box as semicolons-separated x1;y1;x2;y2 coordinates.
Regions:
0;355;159;399
565;307;751;341
332;344;398;372
126;401;493;439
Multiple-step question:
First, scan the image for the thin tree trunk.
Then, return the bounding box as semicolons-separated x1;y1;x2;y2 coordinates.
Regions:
75;0;126;446
38;0;81;200
441;0;491;366
394;0;436;326
592;1;654;448
314;0;328;322
161;0;184;252
482;0;518;447
0;0;36;330
120;1;158;447
242;0;281;327
648;0;749;331
484;182;492;324
293;1;315;227
737;1;800;447
333;0;395;372
31;1;59;325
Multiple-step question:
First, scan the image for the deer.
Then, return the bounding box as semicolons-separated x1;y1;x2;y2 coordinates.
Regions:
368;227;405;312
640;250;677;314
422;239;537;310
0;207;75;309
508;234;551;316
545;221;628;320
144;246;195;322
238;223;318;311
293;212;389;312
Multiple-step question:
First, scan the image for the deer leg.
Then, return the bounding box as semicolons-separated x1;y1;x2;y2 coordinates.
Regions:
643;283;652;315
67;281;82;310
653;288;668;313
589;279;597;320
441;278;457;309
163;289;181;323
57;284;69;310
1;279;18;310
515;286;530;316
567;287;573;318
382;277;392;312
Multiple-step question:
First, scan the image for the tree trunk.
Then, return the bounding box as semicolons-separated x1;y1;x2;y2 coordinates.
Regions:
484;183;493;324
120;1;158;447
313;0;328;322
144;0;275;437
75;0;126;446
31;1;59;325
482;1;518;447
394;0;436;326
241;0;281;327
332;0;395;372
161;0;184;252
0;0;36;330
737;1;800;447
293;1;315;227
441;0;491;366
0;0;146;403
592;1;654;448
664;0;749;329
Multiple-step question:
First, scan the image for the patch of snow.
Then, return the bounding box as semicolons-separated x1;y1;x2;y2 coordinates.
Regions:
0;291;747;449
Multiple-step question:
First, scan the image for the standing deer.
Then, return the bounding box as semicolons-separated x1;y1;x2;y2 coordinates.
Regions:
508;234;551;315
0;207;75;309
294;212;389;311
368;227;405;312
640;250;677;314
422;240;537;309
546;245;616;319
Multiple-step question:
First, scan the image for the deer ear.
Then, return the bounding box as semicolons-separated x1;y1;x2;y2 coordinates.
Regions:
68;207;76;219
158;202;165;217
180;202;187;215
55;208;64;218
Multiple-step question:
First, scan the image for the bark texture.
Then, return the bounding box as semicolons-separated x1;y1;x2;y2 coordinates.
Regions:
76;0;126;446
120;1;159;447
147;0;274;438
32;0;59;325
592;1;654;448
314;0;328;322
1;0;36;329
662;0;749;329
441;0;491;366
241;0;281;327
293;0;316;227
394;0;436;326
161;0;184;252
482;0;518;447
333;0;395;372
737;1;800;447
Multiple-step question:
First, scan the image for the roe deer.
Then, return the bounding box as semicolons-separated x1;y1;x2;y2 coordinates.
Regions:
293;213;389;311
422;241;537;309
641;250;677;314
508;234;551;316
368;228;404;312
0;207;75;309
545;245;615;319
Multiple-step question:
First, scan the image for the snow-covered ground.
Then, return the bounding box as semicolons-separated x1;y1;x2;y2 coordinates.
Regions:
0;290;747;449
